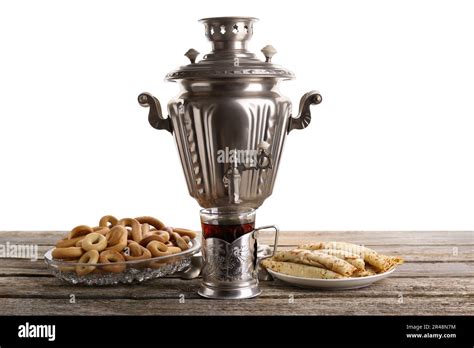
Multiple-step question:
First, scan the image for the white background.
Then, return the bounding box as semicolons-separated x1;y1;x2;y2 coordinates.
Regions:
0;0;473;231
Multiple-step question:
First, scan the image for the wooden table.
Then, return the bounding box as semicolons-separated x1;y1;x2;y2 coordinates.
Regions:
0;231;472;315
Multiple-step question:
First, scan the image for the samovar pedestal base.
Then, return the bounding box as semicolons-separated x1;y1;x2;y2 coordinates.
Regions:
198;283;261;300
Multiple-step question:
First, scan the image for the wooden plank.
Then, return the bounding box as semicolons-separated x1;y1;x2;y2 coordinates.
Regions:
258;231;474;246
277;245;474;262
0;296;470;315
0;258;473;277
1;231;473;246
0;231;65;245
0;277;471;299
2;244;474;263
0;257;51;276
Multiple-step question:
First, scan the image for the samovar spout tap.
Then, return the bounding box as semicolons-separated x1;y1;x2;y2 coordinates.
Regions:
223;159;242;204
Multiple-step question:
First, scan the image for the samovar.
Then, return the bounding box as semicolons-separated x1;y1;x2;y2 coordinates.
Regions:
138;17;321;299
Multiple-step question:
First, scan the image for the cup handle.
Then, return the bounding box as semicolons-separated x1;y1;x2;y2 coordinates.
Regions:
254;225;279;281
253;225;279;257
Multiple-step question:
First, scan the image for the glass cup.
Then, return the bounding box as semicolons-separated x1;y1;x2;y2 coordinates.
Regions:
200;207;256;243
198;207;278;299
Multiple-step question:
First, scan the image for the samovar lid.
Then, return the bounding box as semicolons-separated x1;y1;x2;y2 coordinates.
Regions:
165;17;295;81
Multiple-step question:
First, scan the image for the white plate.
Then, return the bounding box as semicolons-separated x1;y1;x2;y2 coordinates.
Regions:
266;267;396;290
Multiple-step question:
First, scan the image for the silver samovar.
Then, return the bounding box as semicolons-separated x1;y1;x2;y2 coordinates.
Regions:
138;17;321;299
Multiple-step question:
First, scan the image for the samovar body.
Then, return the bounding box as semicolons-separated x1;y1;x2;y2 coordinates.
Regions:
167;79;291;208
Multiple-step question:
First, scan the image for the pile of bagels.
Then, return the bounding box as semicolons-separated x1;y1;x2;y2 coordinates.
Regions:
51;215;197;275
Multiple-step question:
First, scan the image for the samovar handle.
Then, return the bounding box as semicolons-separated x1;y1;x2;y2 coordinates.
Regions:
137;92;173;133
288;90;322;133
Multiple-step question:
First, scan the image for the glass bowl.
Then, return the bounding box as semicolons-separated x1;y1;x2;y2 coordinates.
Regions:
44;238;201;285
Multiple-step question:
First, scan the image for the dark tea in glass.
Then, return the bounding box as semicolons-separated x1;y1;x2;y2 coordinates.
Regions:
201;222;255;243
200;208;256;243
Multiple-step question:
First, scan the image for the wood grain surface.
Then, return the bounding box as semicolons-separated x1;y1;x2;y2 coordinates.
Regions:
0;231;472;315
